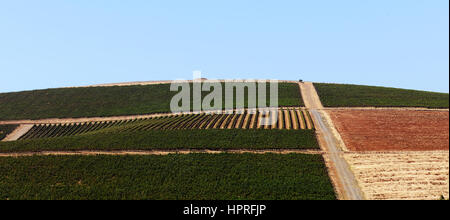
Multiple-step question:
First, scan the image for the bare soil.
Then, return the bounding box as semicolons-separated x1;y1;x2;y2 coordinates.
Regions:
284;110;291;130
291;110;299;130
303;110;313;129
299;82;324;109
242;113;251;129
328;109;449;151
2;125;33;142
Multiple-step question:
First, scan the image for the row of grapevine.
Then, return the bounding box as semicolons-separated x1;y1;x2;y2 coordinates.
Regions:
19;109;314;140
19;120;137;140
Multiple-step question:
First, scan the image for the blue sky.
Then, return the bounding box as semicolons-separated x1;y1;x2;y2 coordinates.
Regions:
0;0;448;93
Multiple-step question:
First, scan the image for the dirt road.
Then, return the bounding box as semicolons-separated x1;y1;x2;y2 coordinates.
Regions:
300;82;364;200
2;125;33;142
0;149;323;157
299;82;324;109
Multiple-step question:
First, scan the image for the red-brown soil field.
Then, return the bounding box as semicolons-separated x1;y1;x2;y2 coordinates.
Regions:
328;109;449;151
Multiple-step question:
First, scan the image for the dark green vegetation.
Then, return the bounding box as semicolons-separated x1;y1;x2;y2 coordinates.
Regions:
314;83;449;108
0;128;319;152
0;124;18;140
0;83;303;120
277;83;304;106
19;110;313;140
0;154;336;200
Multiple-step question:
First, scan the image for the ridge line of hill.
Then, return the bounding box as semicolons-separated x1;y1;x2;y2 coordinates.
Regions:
66;79;299;88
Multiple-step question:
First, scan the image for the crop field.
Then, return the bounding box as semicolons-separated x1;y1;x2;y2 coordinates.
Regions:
328;109;449;151
18;109;314;140
314;83;449;108
0;154;336;200
0;128;320;152
5;81;447;201
0;82;304;121
345;151;449;200
327;108;450;200
0;125;18;141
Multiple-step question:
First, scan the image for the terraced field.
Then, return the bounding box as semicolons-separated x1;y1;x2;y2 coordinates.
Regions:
18;109;314;140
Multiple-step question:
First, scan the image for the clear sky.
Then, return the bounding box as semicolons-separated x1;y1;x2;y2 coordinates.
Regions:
0;0;448;93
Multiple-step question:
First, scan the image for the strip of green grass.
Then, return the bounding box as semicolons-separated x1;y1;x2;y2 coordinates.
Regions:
0;129;319;152
0;83;303;120
314;83;449;108
0;124;18;140
0;154;336;200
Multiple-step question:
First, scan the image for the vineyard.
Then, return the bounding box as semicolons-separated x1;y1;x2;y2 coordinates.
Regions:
314;83;449;108
0;129;320;152
3;81;447;200
0;82;304;120
19;108;314;140
0;154;336;200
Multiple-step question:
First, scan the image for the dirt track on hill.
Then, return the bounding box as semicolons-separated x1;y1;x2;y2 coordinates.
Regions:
299;82;324;109
311;110;364;200
300;82;364;200
0;149;323;157
2;125;33;142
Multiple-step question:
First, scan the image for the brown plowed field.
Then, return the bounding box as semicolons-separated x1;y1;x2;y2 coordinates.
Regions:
328;110;449;151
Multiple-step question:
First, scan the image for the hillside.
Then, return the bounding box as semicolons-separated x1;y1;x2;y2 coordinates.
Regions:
0;81;448;201
0;154;336;200
0;129;319;153
314;83;449;108
0;82;303;121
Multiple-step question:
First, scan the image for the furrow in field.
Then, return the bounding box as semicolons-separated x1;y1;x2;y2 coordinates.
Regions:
284;110;291;130
291;110;299;130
